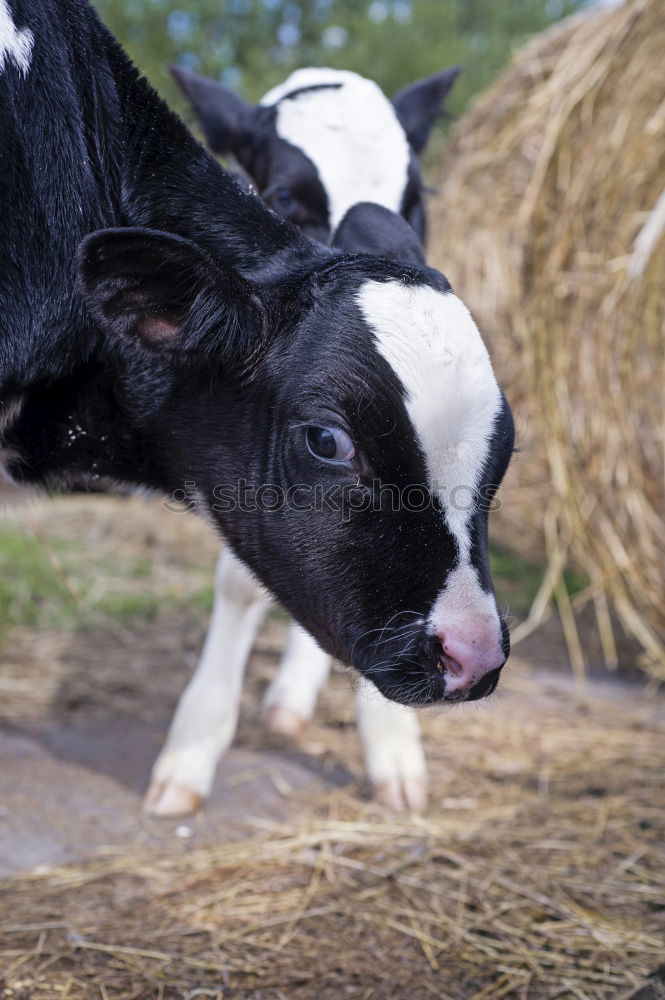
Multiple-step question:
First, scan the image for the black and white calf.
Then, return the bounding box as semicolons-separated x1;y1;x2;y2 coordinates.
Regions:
147;208;431;818
171;64;461;246
1;0;513;815
146;69;493;817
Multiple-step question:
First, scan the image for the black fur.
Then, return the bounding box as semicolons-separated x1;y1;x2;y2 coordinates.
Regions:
392;67;461;153
1;0;512;705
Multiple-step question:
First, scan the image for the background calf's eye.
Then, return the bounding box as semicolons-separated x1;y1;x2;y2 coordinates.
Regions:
305;426;356;466
273;187;295;211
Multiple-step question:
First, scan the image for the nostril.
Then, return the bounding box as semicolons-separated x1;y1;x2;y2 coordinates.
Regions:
431;632;506;698
432;638;463;679
442;653;464;678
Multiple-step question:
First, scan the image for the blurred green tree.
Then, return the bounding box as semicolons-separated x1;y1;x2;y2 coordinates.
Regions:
93;0;580;134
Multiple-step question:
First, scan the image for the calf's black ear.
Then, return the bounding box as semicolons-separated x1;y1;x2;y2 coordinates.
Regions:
77;228;264;364
392;66;462;154
171;65;256;155
332;203;426;267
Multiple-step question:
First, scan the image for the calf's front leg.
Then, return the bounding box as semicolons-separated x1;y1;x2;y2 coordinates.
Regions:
262;623;332;735
265;638;428;811
144;548;268;817
144;551;427;817
356;677;427;812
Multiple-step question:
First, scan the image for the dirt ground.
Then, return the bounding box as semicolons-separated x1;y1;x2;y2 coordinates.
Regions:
0;494;618;876
0;496;663;998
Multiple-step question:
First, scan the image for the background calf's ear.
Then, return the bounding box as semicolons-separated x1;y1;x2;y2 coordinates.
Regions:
392;66;462;154
170;66;255;155
77;227;264;364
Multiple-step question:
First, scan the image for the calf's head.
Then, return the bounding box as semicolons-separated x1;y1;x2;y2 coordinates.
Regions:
78;226;513;708
171;65;460;244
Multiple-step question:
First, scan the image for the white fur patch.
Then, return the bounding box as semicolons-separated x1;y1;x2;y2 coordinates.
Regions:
261;68;410;231
149;549;268;800
356;676;426;787
427;563;502;648
357;280;502;559
0;0;33;76
358;280;504;637
263;623;331;720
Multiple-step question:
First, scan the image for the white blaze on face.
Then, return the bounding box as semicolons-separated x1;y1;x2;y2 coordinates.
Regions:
0;0;33;76
260;68;410;232
357;280;504;638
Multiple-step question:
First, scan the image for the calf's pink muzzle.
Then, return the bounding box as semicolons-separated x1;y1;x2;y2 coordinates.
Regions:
434;629;506;699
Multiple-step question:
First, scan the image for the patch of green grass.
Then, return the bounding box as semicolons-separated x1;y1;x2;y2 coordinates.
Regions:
93;591;164;621
268;604;291;624
186;586;215;615
490;545;588;622
0;526;81;633
0;524;188;638
125;556;153;580
562;565;588;598
490;545;544;620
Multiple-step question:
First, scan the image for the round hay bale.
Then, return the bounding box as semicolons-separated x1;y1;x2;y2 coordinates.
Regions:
428;0;664;676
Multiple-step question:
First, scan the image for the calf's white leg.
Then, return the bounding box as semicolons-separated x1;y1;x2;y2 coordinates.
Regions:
262;623;332;735
356;676;427;812
145;552;428;817
144;547;268;817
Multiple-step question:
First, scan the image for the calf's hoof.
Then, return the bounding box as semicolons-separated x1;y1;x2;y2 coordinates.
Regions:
262;704;307;737
143;779;203;818
373;776;427;813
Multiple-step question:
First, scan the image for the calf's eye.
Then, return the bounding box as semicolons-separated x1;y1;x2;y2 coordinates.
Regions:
305;425;356;466
274;187;295;211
